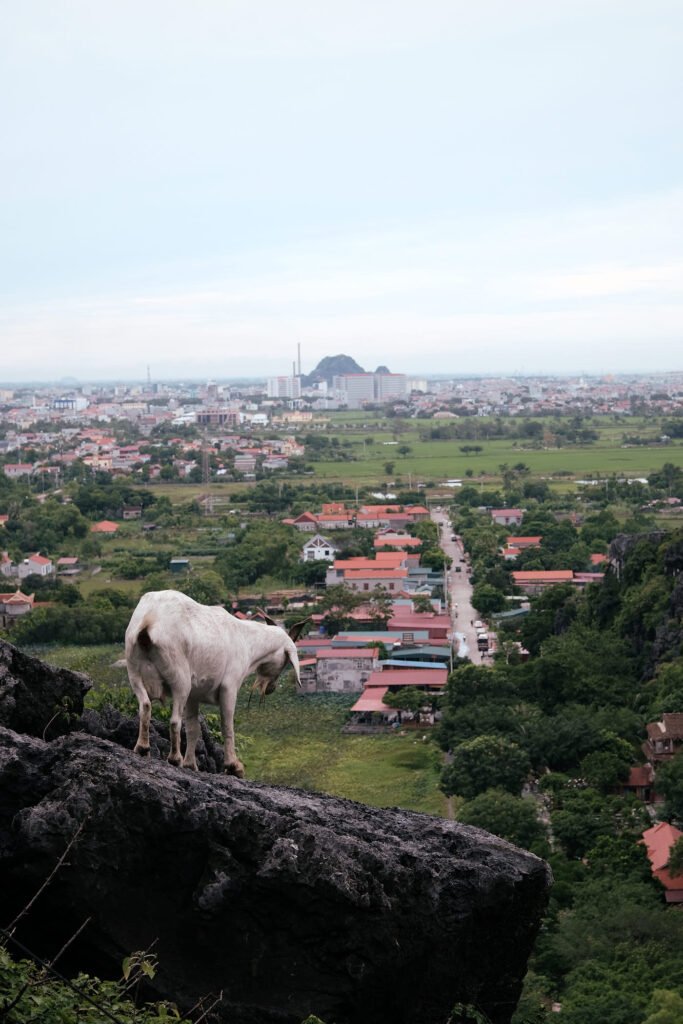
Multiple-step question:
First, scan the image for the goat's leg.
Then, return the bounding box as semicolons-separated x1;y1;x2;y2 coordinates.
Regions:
128;670;152;757
218;684;244;777
183;696;201;771
166;673;191;768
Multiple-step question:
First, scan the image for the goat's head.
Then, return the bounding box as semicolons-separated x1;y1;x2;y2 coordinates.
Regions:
248;618;308;708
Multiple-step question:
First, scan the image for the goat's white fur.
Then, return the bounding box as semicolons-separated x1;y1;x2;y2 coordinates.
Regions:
124;590;302;776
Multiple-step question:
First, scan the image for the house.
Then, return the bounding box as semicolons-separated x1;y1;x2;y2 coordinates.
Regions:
3;463;34;479
641;822;683;904
325;553;409;592
301;534;338;562
17;553;53;578
316;511;355;530
644;713;683;763
1;552;13;577
169;557;191;574
91;520;119;534
501;536;542;560
0;590;35;627
122;505;143;520
387;613;452;642
490;509;524;527
0;515;8;527
590;552;608;567
348;667;448;727
291;512;319;533
57;556;80;575
300;648;379;694
619;764;655;802
512;570;574;595
374;531;422;550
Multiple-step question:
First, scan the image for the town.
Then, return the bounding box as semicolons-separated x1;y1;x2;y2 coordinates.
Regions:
2;361;683;1024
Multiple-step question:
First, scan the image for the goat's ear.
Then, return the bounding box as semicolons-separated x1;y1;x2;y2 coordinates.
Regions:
254;607;278;626
287;618;310;642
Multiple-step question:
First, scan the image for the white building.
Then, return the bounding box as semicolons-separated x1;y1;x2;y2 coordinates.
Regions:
267;376;301;400
17;553;53;578
301;534;339;562
333;374;375;409
374;373;407;401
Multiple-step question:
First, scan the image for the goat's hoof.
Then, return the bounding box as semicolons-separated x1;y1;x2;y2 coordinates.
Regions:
183;760;199;772
224;762;245;779
167;754;182;768
134;745;150;757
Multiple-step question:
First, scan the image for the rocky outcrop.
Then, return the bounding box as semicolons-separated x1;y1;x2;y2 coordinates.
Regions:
608;531;667;579
0;642;552;1024
0;639;91;738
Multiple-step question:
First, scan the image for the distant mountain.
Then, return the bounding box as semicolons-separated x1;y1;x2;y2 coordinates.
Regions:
302;354;366;387
374;365;390;374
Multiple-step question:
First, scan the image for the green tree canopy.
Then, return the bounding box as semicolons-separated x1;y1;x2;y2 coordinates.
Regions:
457;788;546;851
441;734;531;799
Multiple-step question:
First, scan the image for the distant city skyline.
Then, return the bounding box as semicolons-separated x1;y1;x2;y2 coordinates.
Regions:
2;1;682;380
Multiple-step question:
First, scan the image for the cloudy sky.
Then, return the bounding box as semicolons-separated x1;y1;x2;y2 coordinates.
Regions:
2;0;682;381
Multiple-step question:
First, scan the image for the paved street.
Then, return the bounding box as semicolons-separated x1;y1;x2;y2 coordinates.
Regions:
431;508;483;665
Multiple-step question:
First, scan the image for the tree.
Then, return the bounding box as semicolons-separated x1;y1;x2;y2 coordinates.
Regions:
667;836;683;877
441;735;531;799
642;989;683;1024
655;752;683;822
471;583;506;615
383;687;429;721
579;749;631;794
551;789;618;859
384;461;395;476
178;570;226;606
457;788;545;850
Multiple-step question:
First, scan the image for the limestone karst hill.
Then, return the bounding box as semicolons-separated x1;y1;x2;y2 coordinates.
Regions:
0;640;551;1024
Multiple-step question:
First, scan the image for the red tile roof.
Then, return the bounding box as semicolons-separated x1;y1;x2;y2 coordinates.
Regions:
317;648;378;660
512;570;573;583
28;553;51;566
365;668;447;688
641;822;683;898
350;686;390;712
91;520;118;533
344;569;408;580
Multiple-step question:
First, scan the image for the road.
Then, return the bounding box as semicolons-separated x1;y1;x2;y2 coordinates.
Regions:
431;508;483;665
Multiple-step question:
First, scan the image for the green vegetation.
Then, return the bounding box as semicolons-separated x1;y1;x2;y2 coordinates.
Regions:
0;945;190;1024
436;525;683;1021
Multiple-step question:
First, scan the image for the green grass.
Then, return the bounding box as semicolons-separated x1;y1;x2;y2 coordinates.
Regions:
34;646;447;817
295;435;683;486
234;684;447;814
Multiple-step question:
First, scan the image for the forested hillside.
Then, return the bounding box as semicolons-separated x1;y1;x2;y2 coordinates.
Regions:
438;528;683;1023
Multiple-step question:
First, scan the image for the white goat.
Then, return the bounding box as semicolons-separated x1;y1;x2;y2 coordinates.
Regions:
124;591;305;776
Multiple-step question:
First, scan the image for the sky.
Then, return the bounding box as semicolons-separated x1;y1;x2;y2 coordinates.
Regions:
2;0;683;382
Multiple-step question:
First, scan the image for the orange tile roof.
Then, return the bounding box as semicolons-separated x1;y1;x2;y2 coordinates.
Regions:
512;570;573;583
350;686;390;712
90;520;119;533
642;822;683;894
344;569;408;579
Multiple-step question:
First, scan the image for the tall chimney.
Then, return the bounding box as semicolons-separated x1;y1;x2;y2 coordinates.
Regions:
297;343;301;377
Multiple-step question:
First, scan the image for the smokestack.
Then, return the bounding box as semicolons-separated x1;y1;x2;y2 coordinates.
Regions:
292;361;296;378
297;343;301;377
